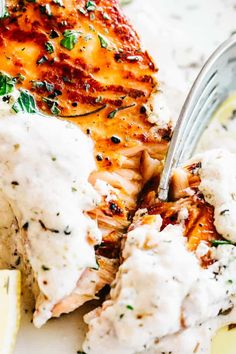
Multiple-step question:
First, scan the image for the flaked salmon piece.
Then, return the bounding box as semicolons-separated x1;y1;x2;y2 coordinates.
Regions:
140;161;221;252
47;256;119;318
0;0;171;323
83;157;232;354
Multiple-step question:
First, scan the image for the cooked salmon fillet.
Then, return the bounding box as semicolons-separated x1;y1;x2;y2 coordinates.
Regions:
0;0;171;323
140;162;221;253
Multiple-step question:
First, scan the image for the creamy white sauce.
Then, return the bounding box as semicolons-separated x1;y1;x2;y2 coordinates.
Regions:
0;101;101;327
83;214;236;354
191;149;236;243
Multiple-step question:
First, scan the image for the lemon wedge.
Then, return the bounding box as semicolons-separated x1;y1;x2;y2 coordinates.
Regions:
212;92;236;124
0;270;21;354
212;326;236;354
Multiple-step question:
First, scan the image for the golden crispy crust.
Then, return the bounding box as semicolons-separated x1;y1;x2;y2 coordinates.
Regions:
0;0;170;170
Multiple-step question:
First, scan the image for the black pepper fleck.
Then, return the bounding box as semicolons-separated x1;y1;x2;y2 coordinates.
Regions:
22;222;29;231
96;154;103;161
111;136;121;144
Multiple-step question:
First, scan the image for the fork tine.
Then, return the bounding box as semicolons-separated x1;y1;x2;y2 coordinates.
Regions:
179;86;222;163
174;75;219;164
158;35;236;201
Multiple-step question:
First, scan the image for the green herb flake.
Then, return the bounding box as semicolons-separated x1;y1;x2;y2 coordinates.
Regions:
89;24;95;32
228;280;233;284
0;73;16;96
72;187;77;192
50;101;61;115
84;34;92;41
95;96;102;103
0;0;7;19
98;34;108;49
45;41;55;54
84;83;90;92
45;82;54;92
107;103;135;118
120;0;133;5
51;156;57;161
85;1;96;11
103;12;110;20
60;30;82;51
211;240;234;247
40;4;52;16
126;305;134;310
37;55;48;65
32;80;54;92
12;90;37;114
16;73;25;82
90;13;95;20
78;7;86;15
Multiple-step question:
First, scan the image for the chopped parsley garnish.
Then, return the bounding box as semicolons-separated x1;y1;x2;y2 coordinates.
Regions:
37;55;48;65
78;7;86;15
16;73;25;82
40;4;52;16
85;1;96;11
98;34;108;49
12;90;37;113
95;96;102;103
60;30;82;51
120;0;133;5
50;101;61;115
211;239;234;247
0;73;16;96
32;80;54;92
43;97;61;115
107;103;135;118
103;12;110;20
0;0;7;18
126;305;134;310
45;41;55;54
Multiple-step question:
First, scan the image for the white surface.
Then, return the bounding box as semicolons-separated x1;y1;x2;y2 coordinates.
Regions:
13;0;236;353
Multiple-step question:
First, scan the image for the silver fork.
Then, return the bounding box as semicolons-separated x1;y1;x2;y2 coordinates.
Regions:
158;35;236;201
